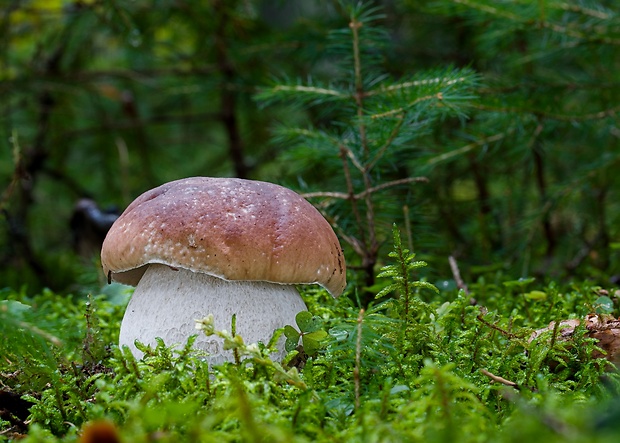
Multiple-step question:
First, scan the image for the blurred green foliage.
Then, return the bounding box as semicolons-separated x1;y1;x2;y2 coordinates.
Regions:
1;0;619;293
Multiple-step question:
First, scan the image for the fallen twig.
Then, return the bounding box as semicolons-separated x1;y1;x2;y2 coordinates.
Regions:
480;369;519;390
448;255;469;295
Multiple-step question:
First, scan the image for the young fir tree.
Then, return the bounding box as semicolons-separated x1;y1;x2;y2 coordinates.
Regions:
256;1;478;301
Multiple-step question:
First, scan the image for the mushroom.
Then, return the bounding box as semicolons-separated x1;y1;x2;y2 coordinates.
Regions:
100;177;346;363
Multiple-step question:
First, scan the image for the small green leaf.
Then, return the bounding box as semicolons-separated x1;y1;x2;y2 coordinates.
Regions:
525;290;547;301
304;330;328;342
285;336;300;353
594;296;614;314
389;384;410;395
284;323;301;353
302;339;320;356
413;281;439;293
296;311;321;332
301;330;328;356
503;277;536;289
284;325;300;340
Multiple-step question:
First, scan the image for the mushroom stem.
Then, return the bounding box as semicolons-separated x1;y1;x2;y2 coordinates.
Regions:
119;264;308;363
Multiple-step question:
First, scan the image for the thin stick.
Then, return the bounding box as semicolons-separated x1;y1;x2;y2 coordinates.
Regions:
339;145;367;251
302;177;428;200
354;308;365;411
480;369;519;390
448;255;469;295
476;313;516;339
403;205;414;253
349;18;368;157
231;314;240;366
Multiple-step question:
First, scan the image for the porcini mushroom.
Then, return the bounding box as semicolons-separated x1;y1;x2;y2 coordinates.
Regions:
101;177;346;363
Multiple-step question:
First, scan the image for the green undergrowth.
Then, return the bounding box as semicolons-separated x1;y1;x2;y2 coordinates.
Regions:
2;229;620;442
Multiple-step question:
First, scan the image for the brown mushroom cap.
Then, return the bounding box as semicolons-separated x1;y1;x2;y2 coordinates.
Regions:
101;177;346;297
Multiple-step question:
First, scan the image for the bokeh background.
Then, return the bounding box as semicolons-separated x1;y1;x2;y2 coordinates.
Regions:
2;0;619;294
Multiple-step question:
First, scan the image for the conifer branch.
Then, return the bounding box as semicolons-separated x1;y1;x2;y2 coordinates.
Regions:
366;116;404;172
362;177;429;197
350;11;377;275
257;2;476;298
269;84;347;98
301;177;428;200
350;16;369;158
452;0;519;21
453;0;620;45
473;104;620;122
370;93;443;119
426;132;511;166
361;170;378;263
339;231;366;259
339;145;368;251
558;2;610;19
367;77;473;96
344;146;366;174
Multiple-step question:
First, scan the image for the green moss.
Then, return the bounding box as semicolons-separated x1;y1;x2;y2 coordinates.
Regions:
2;230;620;442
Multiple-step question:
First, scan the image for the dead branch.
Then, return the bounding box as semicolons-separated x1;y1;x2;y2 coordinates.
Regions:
480;369;519;390
302;176;428;200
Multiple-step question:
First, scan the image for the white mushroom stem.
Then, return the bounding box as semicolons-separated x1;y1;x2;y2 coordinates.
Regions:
119;263;308;364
